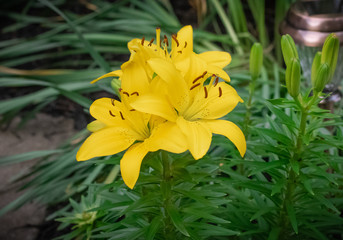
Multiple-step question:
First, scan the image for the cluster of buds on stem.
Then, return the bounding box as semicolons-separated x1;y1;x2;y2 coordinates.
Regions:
281;34;301;99
311;33;339;93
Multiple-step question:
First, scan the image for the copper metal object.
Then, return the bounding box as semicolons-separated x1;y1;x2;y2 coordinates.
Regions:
280;0;343;47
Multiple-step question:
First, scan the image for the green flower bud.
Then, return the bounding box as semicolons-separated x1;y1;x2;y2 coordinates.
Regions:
281;34;299;67
313;63;330;93
285;58;301;98
111;78;121;93
249;43;263;79
321;33;339;83
311;51;322;87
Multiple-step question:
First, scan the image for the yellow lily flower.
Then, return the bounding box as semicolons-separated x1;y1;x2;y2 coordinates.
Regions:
76;91;188;189
91;25;232;86
131;57;246;160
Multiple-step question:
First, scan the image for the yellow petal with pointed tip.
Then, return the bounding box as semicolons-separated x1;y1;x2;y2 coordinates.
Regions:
205;120;246;157
148;58;189;111
199;51;232;68
121;61;150;94
76;127;138;161
148;121;188;153
172;25;193;58
130;94;177;122
206;65;230;82
176;116;212;160
87;120;106;132
91;70;122;84
89;98;127;127
203;82;242;119
120;142;149;189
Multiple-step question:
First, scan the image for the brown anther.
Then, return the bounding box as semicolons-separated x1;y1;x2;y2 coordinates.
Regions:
131;92;139;96
123;91;130;97
214;77;219;87
184;41;187;48
218;87;223;97
190;83;201;90
111;99;115;106
109;110;116;117
148;38;154;46
119;111;125;120
163;35;169;47
130;109;136;111
204;87;208;98
141;36;145;46
192;71;208;84
177;50;182;54
192;75;202;84
119;88;122;92
172;34;179;47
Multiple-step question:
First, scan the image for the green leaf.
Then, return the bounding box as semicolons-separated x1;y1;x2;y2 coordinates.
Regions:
271;178;284;196
145;215;161;240
0;150;63;166
268;227;281;240
286;200;298;234
166;204;190;237
183;208;230;224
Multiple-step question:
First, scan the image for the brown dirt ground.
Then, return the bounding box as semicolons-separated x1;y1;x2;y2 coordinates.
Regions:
0;113;76;240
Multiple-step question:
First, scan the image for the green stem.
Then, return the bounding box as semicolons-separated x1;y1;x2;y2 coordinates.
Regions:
161;151;173;239
243;76;257;135
240;76;257;175
279;92;319;237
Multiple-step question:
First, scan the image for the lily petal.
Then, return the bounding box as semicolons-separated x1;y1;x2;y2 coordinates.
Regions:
76;127;138;161
206;65;231;82
89;98;128;127
91;70;122;84
176;116;212;160
148;58;189;111
148;121;188;153
120;142;149;189
130;94;177;122
87;120;106;132
191;82;243;120
199;51;232;68
205;119;246;157
121;61;150;94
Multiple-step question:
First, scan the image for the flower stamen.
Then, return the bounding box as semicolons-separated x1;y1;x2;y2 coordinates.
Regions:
184;41;187;48
141;37;145;46
119;111;125;120
218;87;223;97
148;38;154;46
111;99;115;106
131;92;139;96
122;91;130;97
190;83;201;90
204;86;208;98
109;110;116;117
163;35;169;47
214;77;219;87
172;34;179;47
192;71;207;84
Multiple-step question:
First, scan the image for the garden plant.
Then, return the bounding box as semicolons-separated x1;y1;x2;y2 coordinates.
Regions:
0;0;343;239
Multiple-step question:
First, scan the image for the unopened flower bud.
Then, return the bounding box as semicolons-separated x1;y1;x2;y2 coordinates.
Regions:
321;33;339;83
313;63;330;93
311;51;322;88
249;43;263;79
111;78;121;94
281;34;299;67
285;58;301;98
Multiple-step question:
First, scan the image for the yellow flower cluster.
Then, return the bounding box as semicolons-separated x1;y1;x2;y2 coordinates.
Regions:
76;26;246;189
